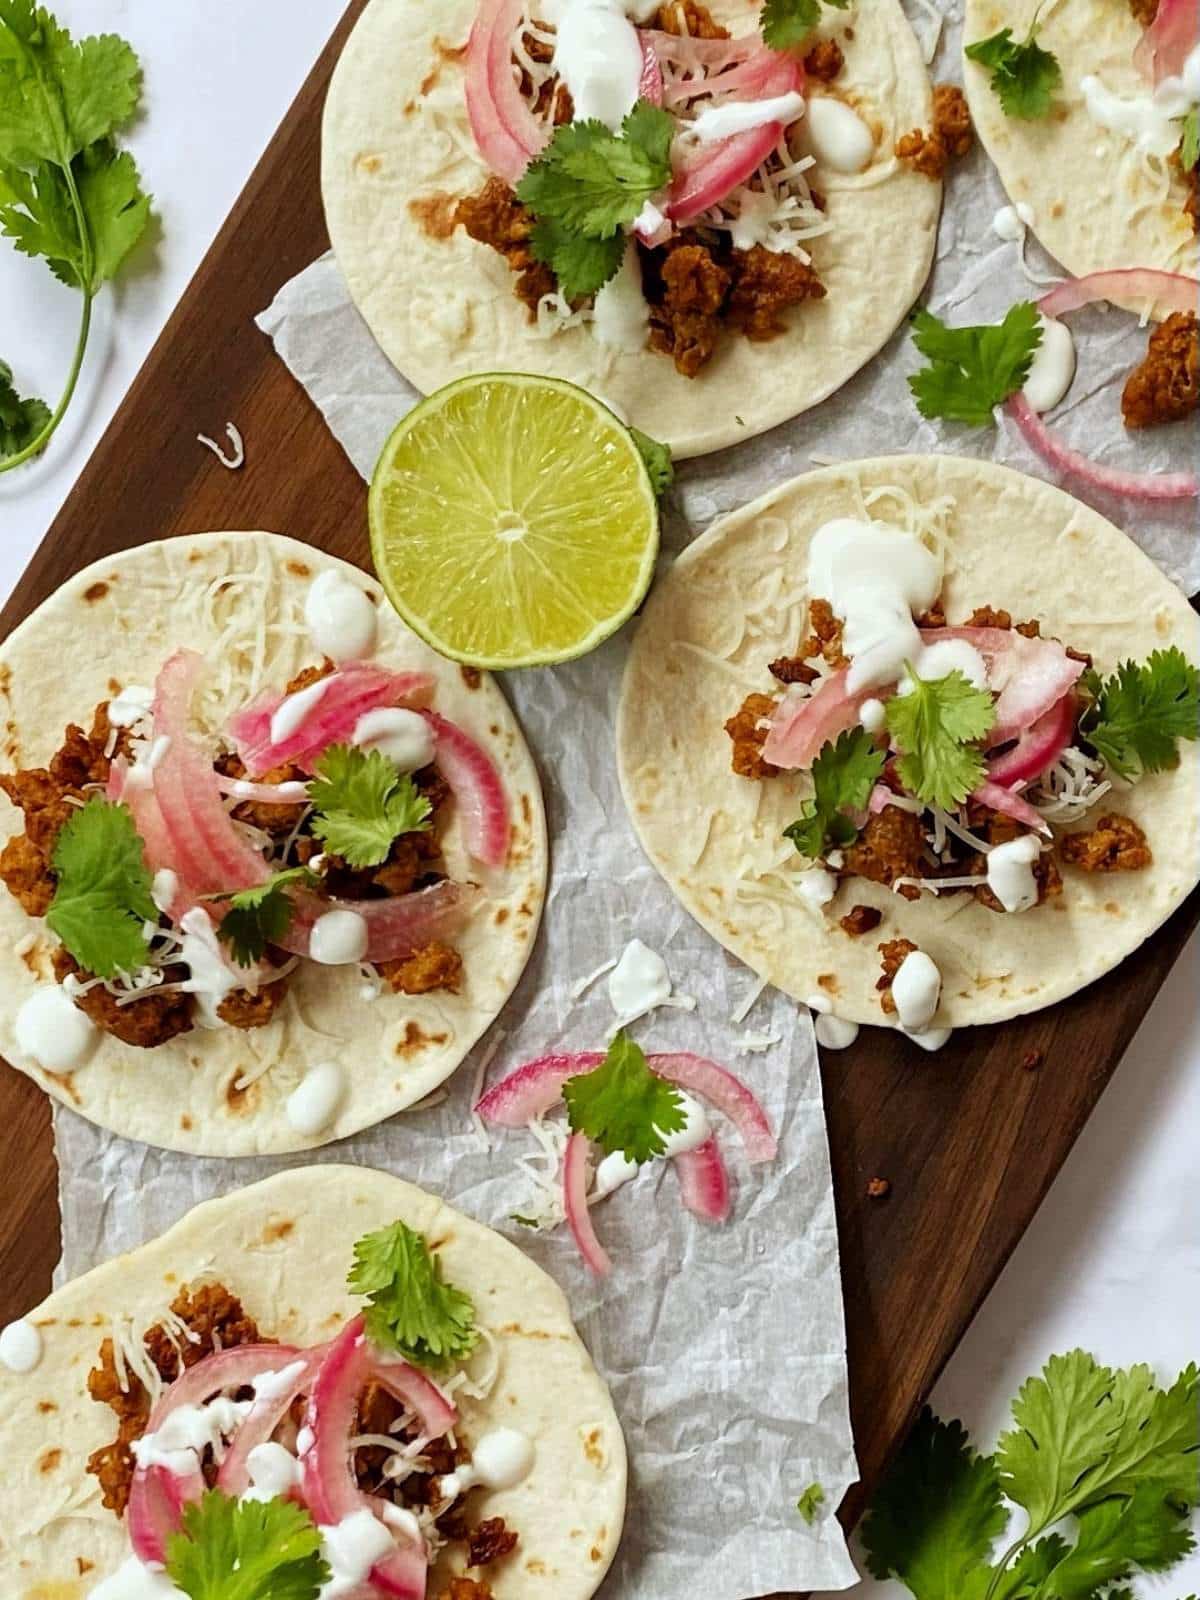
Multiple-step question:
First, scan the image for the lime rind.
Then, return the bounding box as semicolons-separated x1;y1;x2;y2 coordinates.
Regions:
368;373;660;670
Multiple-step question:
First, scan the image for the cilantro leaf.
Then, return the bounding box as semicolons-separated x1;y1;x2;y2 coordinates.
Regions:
165;1490;329;1600
529;215;625;300
862;1408;1007;1599
518;106;674;239
0;5;150;471
796;1482;826;1524
1033;1485;1195;1595
208;866;319;969
909;301;1043;427
308;744;431;869
349;1219;478;1370
784;726;885;860
46;795;157;978
0;357;49;458
996;1350;1122;1533
563;1030;687;1163
630;426;674;497
965;23;1062;120
761;0;851;51
1181;109;1199;171
883;667;995;811
1079;649;1200;782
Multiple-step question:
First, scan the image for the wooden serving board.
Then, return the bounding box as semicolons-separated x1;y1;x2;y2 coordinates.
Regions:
0;4;1196;1589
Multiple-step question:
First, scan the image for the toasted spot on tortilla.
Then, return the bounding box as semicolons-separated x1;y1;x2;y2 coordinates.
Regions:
497;1322;558;1340
494;907;510;925
459;664;483;689
1105;901;1121;914
520;794;532;825
525;1558;549;1575
582;1428;605;1467
517;896;535;919
433;35;467;63
77;1560;94;1576
55;1073;80;1106
590;1546;603;1562
262;1217;296;1244
180;1114;193;1131
286;560;312;578
407;190;459;241
489;724;500;737
37;1399;56;1413
817;972;839;994
225;1073;258;1113
38;1447;62;1473
83;581;109;603
395;1021;450;1057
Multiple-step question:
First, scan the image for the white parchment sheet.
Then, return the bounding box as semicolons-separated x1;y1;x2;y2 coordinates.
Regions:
51;3;1199;1597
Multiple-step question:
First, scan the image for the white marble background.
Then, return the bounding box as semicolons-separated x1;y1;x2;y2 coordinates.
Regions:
0;3;1195;1595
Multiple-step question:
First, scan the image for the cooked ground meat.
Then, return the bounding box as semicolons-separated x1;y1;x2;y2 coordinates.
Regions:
1059;812;1152;872
840;904;883;936
52;947;194;1049
456;178;558;319
216;974;291;1030
876;937;918;1015
654;0;729;37
285;660;336;695
0;830;54;916
646;238;731;376
87;1284;264;1515
896;85;973;179
725;245;826;341
804;39;845;81
965;605;1013;629
916;599;947;628
437;1582;494;1600
769;654;820;685
1129;0;1158;22
807;598;847;667
215;752;309;839
1121;312;1199;429
842;807;925;900
724;693;780;780
467;1517;520;1568
380;940;464;996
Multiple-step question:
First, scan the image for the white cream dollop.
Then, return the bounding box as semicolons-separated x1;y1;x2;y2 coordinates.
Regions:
309;910;369;966
286;1062;346;1136
552;0;644;130
88;1557;180;1599
15;986;97;1075
1022;315;1076;414
806;993;860;1050
353;707;435;772
107;684;155;728
305;570;377;663
132;1396;251;1476
1080;54;1200;159
891;950;942;1033
319;1509;399;1598
901;1024;954;1052
439;1427;537;1505
243;1440;303;1502
803;96;874;173
991;201;1034;242
594;1091;708;1195
607;937;671;1018
0;1317;43;1373
859;697;886;733
691;90;807;143
270;677;333;746
986;833;1042;913
807;520;941;694
904;638;988;691
179;909;238;1028
593;239;650;353
796;866;838;911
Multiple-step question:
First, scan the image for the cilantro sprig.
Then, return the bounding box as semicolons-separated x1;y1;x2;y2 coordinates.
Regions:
0;3;152;471
784;727;885;861
46;795;157;978
563;1030;686;1164
1181;109;1199;172
349;1220;479;1370
909;302;1043;427
884;666;996;811
965;13;1062;121
761;0;851;52
1079;648;1200;782
517;102;674;300
208;866;319;969
796;1482;826;1524
863;1353;1200;1600
165;1490;330;1600
308;744;431;869
631;426;674;498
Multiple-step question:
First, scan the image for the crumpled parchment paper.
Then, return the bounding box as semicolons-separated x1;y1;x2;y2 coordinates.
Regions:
51;3;1199;1596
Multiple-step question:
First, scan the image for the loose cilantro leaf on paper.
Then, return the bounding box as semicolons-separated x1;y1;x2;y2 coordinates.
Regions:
563;1030;686;1164
1181;109;1200;172
863;1409;1006;1599
518;103;674;297
884;668;996;811
1079;649;1200;781
308;744;432;868
349;1220;479;1369
908;302;1043;427
784;727;885;860
796;1482;826;1524
631;426;675;497
165;1490;329;1600
208;866;319;969
965;21;1062;120
0;4;151;470
761;0;850;51
0;357;49;456
46;795;157;978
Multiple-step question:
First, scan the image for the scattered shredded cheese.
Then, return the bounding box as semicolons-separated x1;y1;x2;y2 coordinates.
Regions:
196;422;245;470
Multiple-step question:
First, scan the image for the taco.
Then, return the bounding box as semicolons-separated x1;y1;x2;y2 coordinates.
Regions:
0;532;547;1155
963;0;1199;313
321;0;947;459
0;1165;626;1599
617;455;1200;1039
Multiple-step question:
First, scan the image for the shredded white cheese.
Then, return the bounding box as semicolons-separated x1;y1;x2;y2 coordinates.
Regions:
196;422;245;470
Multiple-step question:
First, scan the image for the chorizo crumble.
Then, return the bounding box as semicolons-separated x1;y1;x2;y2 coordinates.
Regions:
896;84;973;179
876;938;918;1016
1059;813;1153;872
1121;312;1199;430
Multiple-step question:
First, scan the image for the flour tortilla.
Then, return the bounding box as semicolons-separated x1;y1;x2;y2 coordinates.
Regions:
321;0;941;459
964;0;1195;317
0;532;547;1156
617;455;1200;1029
0;1166;626;1600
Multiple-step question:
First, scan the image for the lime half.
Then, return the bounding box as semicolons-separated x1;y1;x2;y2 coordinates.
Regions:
368;374;660;669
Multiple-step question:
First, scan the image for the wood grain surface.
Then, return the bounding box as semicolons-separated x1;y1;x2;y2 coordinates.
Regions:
0;5;1196;1592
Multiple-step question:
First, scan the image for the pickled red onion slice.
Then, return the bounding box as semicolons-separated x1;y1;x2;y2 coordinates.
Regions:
229;665;434;776
563;1132;612;1277
984;693;1076;788
674;1134;733;1222
420;710;510;867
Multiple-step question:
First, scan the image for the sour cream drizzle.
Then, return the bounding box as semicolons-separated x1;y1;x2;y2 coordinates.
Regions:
304;571;377;663
1022;315;1076;414
803;96;874;173
807;520;941;694
1080;45;1200;158
593;240;651;352
436;1427;536;1504
353;707;435;771
15;985;97;1074
806;993;860;1050
179;909;238;1028
691;91;807;144
270;678;332;746
286;1062;346;1136
550;0;647;131
0;1317;43;1373
986;833;1042;913
108;685;155;728
309;909;369;966
891;950;942;1033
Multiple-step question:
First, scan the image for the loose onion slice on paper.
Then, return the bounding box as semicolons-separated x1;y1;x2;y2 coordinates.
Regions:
563;1131;614;1277
674;1134;733;1223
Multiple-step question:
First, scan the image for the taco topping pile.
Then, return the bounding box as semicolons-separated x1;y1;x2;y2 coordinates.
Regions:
0;578;509;1088
450;0;969;376
724;518;1200;1034
83;1224;524;1600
